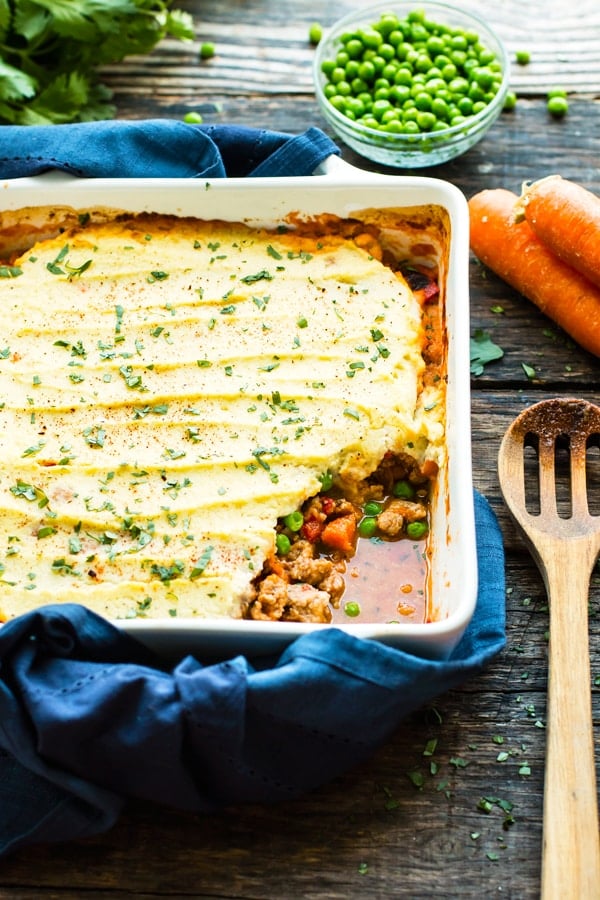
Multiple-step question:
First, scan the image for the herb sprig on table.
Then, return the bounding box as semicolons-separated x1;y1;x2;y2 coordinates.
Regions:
0;0;195;124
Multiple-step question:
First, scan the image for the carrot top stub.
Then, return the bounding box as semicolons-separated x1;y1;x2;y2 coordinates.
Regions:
516;175;600;290
469;187;600;358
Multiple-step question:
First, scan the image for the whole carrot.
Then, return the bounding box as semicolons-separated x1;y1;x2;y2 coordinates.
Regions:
469;188;600;357
516;175;600;289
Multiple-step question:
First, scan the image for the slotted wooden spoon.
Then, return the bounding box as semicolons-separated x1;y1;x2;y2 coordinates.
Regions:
498;397;600;900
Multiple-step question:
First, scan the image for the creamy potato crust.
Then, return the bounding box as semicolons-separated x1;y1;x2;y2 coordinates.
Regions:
0;214;443;621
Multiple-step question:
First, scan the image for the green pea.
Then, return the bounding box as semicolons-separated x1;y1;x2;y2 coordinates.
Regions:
431;96;449;119
362;116;380;130
376;14;401;37
358;516;378;538
379;43;396;61
426;35;445;56
308;22;323;46
474;66;495;90
335;80;352;97
381;108;400;123
344;601;361;618
364;500;383;516
329;95;346;112
416;110;436;130
371;55;387;74
374;86;391;101
358;60;376;82
468;83;486;102
410;23;429;42
457;95;473;116
450;49;467;67
345;38;364;59
414;91;433;111
415;53;434;73
318;471;333;491
384;119;404;133
394;66;413;86
283;511;304;532
388;29;404;47
346;96;365;117
450;34;468;51
345;60;360;80
478;48;496;65
547;95;568;117
371;98;392;119
183;111;203;124
276;533;291;555
406;520;428;540
395;41;412;61
393;479;415;499
199;42;215;60
403;119;420;134
359;28;383;49
503;90;517;110
515;49;530;65
448;76;469;95
390;83;411;104
351;77;369;95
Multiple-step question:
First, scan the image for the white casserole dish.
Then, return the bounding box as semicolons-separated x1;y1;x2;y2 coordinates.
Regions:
0;157;476;660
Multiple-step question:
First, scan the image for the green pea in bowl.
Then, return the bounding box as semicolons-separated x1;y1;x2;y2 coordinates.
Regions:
313;2;510;168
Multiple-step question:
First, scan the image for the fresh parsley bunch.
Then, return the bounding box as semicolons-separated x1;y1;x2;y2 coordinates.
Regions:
0;0;195;124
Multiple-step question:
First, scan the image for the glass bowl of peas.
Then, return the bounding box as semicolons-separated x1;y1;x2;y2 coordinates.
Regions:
313;2;510;168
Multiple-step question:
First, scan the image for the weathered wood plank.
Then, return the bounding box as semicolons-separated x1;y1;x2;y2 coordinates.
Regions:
101;0;600;97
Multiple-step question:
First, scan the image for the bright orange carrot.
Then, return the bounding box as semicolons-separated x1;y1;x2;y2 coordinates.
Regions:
320;514;356;554
469;188;600;357
516;175;600;289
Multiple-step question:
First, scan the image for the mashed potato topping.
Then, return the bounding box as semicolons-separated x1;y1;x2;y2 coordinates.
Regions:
0;213;444;622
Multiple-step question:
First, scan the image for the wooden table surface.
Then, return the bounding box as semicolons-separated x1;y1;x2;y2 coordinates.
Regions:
1;1;599;897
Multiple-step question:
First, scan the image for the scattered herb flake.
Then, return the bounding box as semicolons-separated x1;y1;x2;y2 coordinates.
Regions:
470;329;504;376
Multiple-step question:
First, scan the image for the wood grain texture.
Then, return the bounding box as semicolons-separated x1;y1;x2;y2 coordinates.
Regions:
0;1;598;897
101;0;600;97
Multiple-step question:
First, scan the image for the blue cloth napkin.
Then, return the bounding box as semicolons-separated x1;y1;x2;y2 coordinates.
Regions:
0;120;339;179
0;121;506;857
0;492;505;858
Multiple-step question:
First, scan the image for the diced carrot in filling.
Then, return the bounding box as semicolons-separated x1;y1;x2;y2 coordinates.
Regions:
320;514;357;554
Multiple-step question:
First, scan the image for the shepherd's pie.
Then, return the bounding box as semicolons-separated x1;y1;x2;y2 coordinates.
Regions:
0;213;445;624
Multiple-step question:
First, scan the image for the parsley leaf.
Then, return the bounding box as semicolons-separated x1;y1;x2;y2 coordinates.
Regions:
0;1;194;124
470;329;504;376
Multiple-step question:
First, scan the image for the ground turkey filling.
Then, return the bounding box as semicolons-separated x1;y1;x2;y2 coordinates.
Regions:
244;451;433;623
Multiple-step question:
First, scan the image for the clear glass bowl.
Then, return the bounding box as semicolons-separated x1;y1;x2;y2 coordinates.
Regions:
313;2;510;168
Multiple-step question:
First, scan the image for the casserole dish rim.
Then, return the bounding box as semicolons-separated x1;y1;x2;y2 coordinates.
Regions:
0;159;477;660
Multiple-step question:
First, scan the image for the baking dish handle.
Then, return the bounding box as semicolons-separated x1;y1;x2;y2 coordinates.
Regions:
312;154;384;179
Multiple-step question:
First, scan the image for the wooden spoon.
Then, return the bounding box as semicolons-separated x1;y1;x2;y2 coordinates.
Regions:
498;397;600;900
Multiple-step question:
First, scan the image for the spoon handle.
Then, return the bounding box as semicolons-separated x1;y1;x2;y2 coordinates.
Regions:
540;541;600;900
